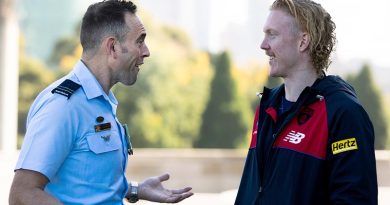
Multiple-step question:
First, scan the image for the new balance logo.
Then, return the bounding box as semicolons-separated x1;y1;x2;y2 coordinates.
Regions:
283;130;305;144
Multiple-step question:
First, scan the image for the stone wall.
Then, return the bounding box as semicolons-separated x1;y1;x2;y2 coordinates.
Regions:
126;149;246;193
126;149;390;193
377;150;390;186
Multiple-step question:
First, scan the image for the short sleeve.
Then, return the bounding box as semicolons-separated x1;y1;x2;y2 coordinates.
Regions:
15;96;78;180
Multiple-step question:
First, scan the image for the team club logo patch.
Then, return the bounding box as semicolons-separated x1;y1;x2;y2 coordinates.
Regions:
297;107;314;125
331;138;358;155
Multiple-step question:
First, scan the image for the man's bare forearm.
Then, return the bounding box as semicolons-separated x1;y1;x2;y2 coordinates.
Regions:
9;170;63;205
9;187;63;205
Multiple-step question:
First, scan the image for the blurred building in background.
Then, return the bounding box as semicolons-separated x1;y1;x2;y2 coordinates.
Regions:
17;0;90;61
17;0;270;65
16;0;390;93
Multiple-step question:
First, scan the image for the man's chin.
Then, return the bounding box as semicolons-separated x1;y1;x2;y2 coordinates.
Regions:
121;79;137;86
269;69;285;78
269;71;280;78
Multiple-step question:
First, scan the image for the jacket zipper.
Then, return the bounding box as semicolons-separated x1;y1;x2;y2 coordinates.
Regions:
260;89;318;192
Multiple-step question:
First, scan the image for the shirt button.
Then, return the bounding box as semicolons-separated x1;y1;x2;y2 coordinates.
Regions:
96;116;104;123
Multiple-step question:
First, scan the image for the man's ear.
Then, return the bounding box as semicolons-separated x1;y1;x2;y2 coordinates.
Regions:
299;32;310;52
104;37;117;58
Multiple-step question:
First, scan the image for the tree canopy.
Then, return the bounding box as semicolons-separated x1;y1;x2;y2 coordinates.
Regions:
347;64;389;149
195;51;250;148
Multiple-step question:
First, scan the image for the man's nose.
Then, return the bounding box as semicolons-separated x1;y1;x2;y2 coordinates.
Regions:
143;44;150;58
260;39;269;50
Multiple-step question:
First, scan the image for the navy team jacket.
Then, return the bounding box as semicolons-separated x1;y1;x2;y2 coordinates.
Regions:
235;75;378;205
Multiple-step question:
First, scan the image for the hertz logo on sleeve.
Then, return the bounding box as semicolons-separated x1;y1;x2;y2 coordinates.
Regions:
331;138;358;155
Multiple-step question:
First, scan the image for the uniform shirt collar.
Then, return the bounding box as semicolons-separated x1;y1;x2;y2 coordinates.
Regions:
73;60;118;106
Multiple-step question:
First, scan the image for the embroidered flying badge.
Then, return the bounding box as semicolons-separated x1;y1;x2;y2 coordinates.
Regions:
331;138;358;155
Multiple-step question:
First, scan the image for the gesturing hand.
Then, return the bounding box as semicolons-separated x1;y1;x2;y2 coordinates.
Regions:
138;173;193;203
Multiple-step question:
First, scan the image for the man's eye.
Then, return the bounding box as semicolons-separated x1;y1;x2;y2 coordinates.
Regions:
269;33;277;38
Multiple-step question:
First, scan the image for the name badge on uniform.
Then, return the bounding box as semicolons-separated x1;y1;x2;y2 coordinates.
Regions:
123;124;134;155
95;122;111;132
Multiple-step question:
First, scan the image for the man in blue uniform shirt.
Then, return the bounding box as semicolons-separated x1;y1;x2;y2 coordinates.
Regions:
9;1;193;204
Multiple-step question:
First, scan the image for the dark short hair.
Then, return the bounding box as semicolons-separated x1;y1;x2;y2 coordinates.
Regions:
80;0;137;52
271;0;336;73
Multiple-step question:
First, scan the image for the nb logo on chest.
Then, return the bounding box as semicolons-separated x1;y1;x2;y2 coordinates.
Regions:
283;130;305;144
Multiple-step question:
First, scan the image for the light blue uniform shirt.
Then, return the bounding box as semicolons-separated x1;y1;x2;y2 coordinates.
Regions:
16;60;130;204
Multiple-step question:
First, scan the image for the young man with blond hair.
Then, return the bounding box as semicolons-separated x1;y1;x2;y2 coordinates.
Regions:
235;0;377;204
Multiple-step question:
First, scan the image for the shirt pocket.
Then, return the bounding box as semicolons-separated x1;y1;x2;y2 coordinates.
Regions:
86;130;121;154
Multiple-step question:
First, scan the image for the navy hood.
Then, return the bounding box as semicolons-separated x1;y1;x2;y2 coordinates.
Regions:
314;75;357;99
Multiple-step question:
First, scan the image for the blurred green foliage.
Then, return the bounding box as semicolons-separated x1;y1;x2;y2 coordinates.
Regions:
195;51;250;148
17;37;56;147
18;19;390;150
115;26;214;147
17;12;267;148
112;13;213;147
265;76;283;89
20;11;390;150
347;64;389;150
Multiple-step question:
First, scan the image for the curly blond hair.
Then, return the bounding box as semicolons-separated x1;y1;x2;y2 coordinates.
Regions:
271;0;336;73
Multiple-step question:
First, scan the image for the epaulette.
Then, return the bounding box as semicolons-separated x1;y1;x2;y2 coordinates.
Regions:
51;79;81;99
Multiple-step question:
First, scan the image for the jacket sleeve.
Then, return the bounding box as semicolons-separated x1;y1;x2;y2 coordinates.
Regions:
327;99;378;205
